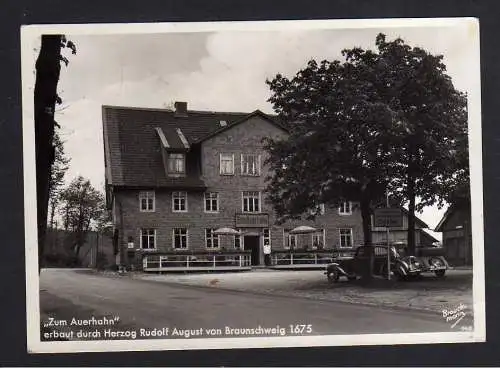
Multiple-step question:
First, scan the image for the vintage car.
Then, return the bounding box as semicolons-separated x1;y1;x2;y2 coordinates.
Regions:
325;244;424;282
395;243;450;278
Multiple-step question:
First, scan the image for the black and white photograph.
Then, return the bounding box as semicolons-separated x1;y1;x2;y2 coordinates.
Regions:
21;18;484;353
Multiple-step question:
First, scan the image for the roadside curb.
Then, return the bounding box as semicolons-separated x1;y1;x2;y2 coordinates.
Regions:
82;269;473;322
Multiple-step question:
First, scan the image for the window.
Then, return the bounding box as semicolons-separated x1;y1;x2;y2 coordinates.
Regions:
338;201;352;215
263;228;271;246
242;191;260;213
241;154;261;176
205;228;220;249
173;228;188;249
139;191;155;212
220;153;234;175
339;228;353;248
312;229;325;249
172;191;187;212
234;232;243;249
140;229;156;249
309;203;325;216
167;153;186;175
284;231;297;249
204;192;219;212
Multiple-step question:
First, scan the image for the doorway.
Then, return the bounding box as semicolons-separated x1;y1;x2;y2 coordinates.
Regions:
244;235;260;266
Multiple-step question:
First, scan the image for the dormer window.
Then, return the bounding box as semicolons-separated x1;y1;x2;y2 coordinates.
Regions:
168;153;185;176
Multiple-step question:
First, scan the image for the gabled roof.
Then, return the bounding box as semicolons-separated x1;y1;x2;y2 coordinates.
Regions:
102;105;282;187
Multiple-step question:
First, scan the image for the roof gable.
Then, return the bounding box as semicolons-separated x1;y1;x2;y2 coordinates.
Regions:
196;109;289;143
102;105;282;187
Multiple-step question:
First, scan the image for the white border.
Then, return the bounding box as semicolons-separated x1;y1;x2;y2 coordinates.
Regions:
22;17;485;354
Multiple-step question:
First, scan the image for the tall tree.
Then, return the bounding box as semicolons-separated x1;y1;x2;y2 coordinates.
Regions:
58;176;104;259
264;33;468;278
371;34;468;255
47;130;70;229
34;35;76;270
265;56;399;278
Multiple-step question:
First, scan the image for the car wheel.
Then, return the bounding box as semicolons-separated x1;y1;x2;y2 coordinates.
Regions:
327;269;340;283
435;269;446;278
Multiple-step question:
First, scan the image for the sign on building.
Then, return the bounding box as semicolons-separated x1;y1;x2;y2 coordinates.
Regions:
235;213;269;228
373;208;403;228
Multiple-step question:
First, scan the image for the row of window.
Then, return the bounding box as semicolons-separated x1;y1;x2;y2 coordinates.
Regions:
140;190;353;215
163;153;263;177
220;153;261;176
138;227;354;250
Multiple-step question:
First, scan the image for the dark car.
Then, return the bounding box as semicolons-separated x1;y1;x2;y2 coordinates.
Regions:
393;242;450;278
325;245;423;282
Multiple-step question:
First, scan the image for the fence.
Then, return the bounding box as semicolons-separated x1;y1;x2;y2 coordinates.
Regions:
142;251;252;272
270;250;334;268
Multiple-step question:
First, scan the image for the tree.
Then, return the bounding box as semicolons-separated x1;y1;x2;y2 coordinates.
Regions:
370;34;468;255
264;33;468;277
265;56;400;279
265;57;397;240
35;35;76;270
58;176;104;259
47;130;71;229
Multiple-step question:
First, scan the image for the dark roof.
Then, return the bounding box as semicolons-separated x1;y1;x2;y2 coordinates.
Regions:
102;105;283;187
434;202;470;232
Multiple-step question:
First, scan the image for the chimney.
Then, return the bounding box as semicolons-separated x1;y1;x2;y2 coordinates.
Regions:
174;101;188;117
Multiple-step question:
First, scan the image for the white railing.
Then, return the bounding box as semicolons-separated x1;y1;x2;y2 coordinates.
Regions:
142;253;252;272
271;251;333;267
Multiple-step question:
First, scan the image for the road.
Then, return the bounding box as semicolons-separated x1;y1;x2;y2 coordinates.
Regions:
39;268;456;340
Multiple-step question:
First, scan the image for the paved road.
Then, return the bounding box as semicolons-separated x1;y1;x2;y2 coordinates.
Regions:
39;268;456;340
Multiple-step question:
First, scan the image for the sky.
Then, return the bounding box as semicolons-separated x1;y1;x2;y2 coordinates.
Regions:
30;20;478;238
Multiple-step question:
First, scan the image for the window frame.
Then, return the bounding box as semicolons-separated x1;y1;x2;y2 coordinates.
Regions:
204;192;219;213
241;191;261;213
172;228;189;249
140;228;156;250
283;230;297;250
204;228;220;249
240;153;261;176
338;201;352;215
339;228;353;248
234;231;243;249
172;191;188;212
219;153;235;175
139;191;155;212
167;153;186;176
311;229;326;249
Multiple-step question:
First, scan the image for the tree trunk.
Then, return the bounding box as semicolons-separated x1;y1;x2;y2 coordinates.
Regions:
48;197;57;229
407;176;416;256
360;197;374;280
34;35;63;273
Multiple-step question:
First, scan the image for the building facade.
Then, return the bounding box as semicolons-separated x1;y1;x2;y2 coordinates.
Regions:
103;102;364;269
435;202;472;266
371;208;439;247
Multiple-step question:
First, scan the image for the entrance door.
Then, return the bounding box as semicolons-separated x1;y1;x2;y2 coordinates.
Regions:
244;235;260;266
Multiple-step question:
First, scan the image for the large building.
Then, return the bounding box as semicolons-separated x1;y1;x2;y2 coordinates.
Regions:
102;102;363;270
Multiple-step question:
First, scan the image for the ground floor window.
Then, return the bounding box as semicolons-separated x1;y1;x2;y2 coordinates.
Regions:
173;228;188;249
284;230;297;249
205;228;220;249
312;229;325;249
140;228;156;249
339;228;353;248
234;231;243;249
